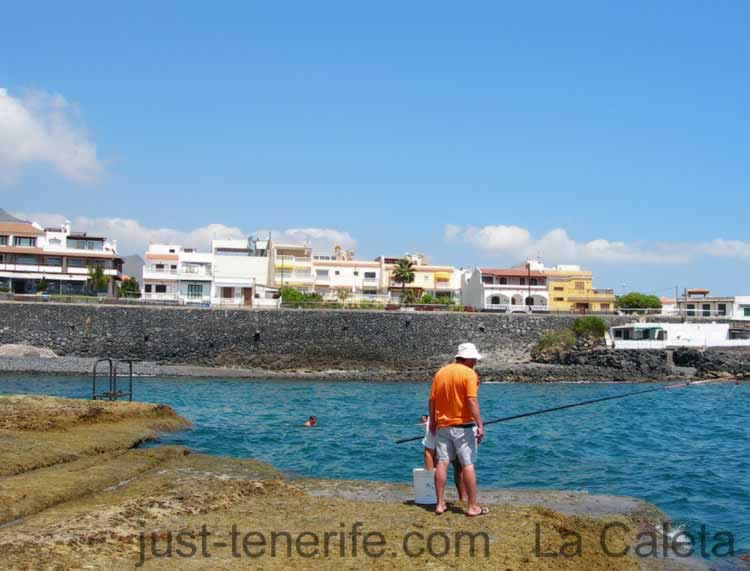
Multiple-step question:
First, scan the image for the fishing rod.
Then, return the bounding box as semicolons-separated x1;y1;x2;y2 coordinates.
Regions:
394;376;735;445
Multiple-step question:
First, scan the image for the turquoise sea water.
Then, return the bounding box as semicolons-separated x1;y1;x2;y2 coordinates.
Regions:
1;375;747;557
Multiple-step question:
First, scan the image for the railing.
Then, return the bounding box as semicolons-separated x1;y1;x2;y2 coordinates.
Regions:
485;303;549;312
144;266;177;274
180;265;212;275
142;292;179;301
213;297;245;307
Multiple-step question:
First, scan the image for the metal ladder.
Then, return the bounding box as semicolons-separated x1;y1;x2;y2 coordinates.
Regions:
92;358;134;401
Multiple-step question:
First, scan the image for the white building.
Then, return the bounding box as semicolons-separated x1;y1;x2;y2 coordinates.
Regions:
609;322;750;349
211;238;278;308
462;264;549;312
0;210;122;296
674;290;750;320
142;238;279;308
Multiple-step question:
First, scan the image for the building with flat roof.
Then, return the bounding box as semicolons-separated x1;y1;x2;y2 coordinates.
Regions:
675;290;750;320
0;209;122;295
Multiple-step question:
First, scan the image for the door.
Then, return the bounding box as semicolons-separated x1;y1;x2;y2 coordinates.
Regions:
243;287;253;307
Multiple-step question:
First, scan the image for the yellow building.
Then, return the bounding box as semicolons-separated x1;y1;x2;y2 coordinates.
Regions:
544;267;616;313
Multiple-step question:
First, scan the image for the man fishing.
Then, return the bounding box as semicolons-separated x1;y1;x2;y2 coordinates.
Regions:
429;342;488;517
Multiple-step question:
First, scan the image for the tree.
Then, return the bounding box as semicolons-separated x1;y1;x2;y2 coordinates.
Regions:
336;288;350;305
391;258;416;301
86;266;110;294
616;292;662;311
118;277;141;298
36;278;49;294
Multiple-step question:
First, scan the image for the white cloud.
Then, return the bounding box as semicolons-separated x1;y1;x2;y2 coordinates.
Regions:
446;224;747;265
443;224;462;241
0;88;102;183
14;211;354;255
699;239;750;258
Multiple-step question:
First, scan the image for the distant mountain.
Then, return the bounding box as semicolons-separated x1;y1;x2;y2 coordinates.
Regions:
122;254;144;281
0;209;29;223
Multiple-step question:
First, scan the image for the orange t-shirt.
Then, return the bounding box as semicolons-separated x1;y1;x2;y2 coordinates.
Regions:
429;363;479;429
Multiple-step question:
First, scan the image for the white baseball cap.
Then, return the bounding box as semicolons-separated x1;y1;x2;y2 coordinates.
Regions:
455;342;482;360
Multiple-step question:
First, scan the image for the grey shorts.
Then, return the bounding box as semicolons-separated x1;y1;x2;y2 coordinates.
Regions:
435;426;477;466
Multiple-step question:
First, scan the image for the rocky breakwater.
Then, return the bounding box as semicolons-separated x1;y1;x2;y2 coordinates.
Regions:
673;347;750;379
0;395;684;570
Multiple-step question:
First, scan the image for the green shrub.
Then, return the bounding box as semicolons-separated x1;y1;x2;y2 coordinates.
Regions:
535;329;577;353
571;316;608;339
279;287;321;303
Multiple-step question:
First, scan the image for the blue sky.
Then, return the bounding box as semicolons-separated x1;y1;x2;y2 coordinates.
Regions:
1;1;748;295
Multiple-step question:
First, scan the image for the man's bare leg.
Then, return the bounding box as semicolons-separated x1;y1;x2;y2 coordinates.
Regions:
452;459;467;504
459;464;482;515
434;460;450;514
423;448;436;471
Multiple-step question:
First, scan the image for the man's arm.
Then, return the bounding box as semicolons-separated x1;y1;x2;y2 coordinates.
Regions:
429;398;437;435
467;397;483;443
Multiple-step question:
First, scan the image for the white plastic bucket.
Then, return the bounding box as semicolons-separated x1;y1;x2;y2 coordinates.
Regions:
413;468;437;504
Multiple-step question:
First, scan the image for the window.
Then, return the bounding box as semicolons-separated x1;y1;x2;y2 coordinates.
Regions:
48;238;61;246
0;236;8;245
702;304;711;317
315;269;329;278
614;329;623;339
156;264;165;270
145;284;152;293
67;258;85;267
334;270;340;276
499;277;507;285
481;275;493;284
66;238;103;250
554;297;564;302
530;278;538;286
14;237;36;247
601;303;610;311
353;271;359;276
687;304;696;317
187;284;203;299
745;308;750;317
155;284;167;294
575;281;585;290
490;296;500;304
46;256;62;266
171;265;177;270
554;286;564;292
169;249;175;253
15;255;38;265
718;304;727;316
364;271;376;279
519;278;525;285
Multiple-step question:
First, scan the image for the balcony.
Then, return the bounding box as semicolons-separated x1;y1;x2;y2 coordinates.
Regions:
275;271;314;286
274;256;312;270
0;264;64;273
144;265;177;275
435;281;453;289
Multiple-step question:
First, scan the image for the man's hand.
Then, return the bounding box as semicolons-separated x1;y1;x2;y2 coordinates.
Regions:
475;425;484;444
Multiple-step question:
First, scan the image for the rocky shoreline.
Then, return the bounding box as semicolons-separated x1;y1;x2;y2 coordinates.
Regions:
1;345;749;383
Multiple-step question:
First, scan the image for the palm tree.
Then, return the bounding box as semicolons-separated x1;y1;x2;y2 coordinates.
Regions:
391;258;416;302
87;266;110;295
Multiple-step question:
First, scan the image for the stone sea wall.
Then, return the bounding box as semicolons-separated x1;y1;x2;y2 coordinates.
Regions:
0;302;643;370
